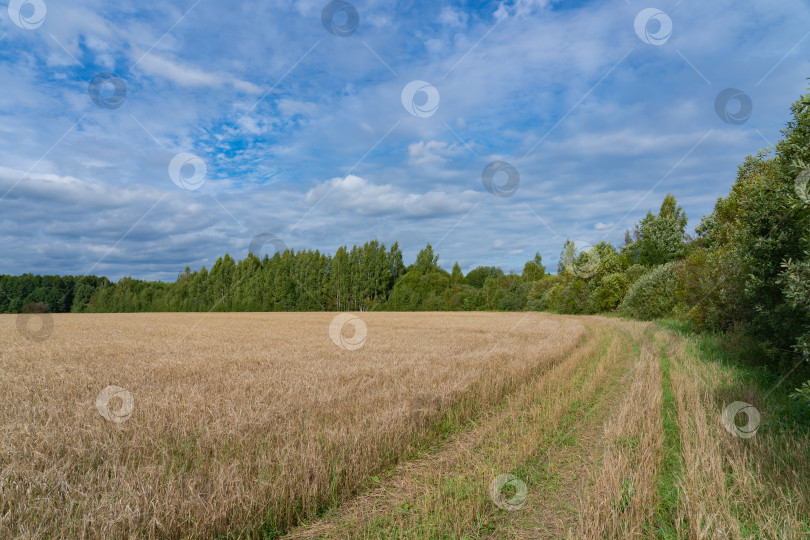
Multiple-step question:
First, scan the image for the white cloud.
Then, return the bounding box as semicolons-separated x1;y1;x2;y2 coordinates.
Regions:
137;54;262;93
438;6;468;28
305;174;475;217
278;99;319;118
408;140;465;168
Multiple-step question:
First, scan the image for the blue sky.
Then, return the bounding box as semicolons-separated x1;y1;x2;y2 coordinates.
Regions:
1;0;809;280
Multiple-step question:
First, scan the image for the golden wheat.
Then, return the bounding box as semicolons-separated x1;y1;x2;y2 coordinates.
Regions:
0;312;585;539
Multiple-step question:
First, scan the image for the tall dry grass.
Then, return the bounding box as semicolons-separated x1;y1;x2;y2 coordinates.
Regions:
667;330;810;539
0;312;584;538
576;321;663;538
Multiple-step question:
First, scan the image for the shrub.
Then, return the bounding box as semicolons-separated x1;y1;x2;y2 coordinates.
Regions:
540;283;567;313
624;264;648;284
619;261;682;320
528;276;559;302
591;273;630;312
547;278;591;314
675;247;744;330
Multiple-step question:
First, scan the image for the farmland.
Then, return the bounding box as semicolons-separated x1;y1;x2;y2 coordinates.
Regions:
1;312;808;538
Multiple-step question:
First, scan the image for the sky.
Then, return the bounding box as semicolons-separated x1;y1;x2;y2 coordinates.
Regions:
1;0;809;281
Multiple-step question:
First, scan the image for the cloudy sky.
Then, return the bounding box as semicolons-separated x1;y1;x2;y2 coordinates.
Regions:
1;0;809;280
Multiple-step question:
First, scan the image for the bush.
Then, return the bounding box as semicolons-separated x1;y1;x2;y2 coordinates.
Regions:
527;298;544;311
624;264;648;284
675;247;744;330
497;281;531;311
527;276;559;302
463;266;504;288
619;261;682;320
591;273;630;312
540;283;566;312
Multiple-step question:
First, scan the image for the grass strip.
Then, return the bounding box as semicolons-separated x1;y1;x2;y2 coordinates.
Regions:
653;344;683;538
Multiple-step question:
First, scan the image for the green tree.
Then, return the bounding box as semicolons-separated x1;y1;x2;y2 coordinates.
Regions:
521;252;545;281
451;262;464;284
464;266;504;288
413;243;440;274
627;194;688;266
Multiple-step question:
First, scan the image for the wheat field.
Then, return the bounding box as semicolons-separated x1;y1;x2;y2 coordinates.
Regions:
0;312;585;538
4;312;809;539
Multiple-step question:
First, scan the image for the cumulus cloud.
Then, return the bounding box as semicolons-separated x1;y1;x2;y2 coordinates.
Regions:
438;6;468;28
305;174;476;218
408;140;464;167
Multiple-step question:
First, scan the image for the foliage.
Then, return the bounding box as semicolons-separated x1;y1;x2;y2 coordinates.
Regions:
778;257;810;360
625;193;688;267
619;262;682;320
0;274;110;314
692;85;810;370
623;264;648;284
591;273;630;312
521;252;546;281
464;266;504;288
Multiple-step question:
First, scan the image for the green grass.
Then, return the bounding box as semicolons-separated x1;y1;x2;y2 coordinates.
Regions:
655;319;810;537
652;345;682;538
656;319;810;431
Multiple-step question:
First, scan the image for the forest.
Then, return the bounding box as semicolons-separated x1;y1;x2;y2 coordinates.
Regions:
3;84;809;392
